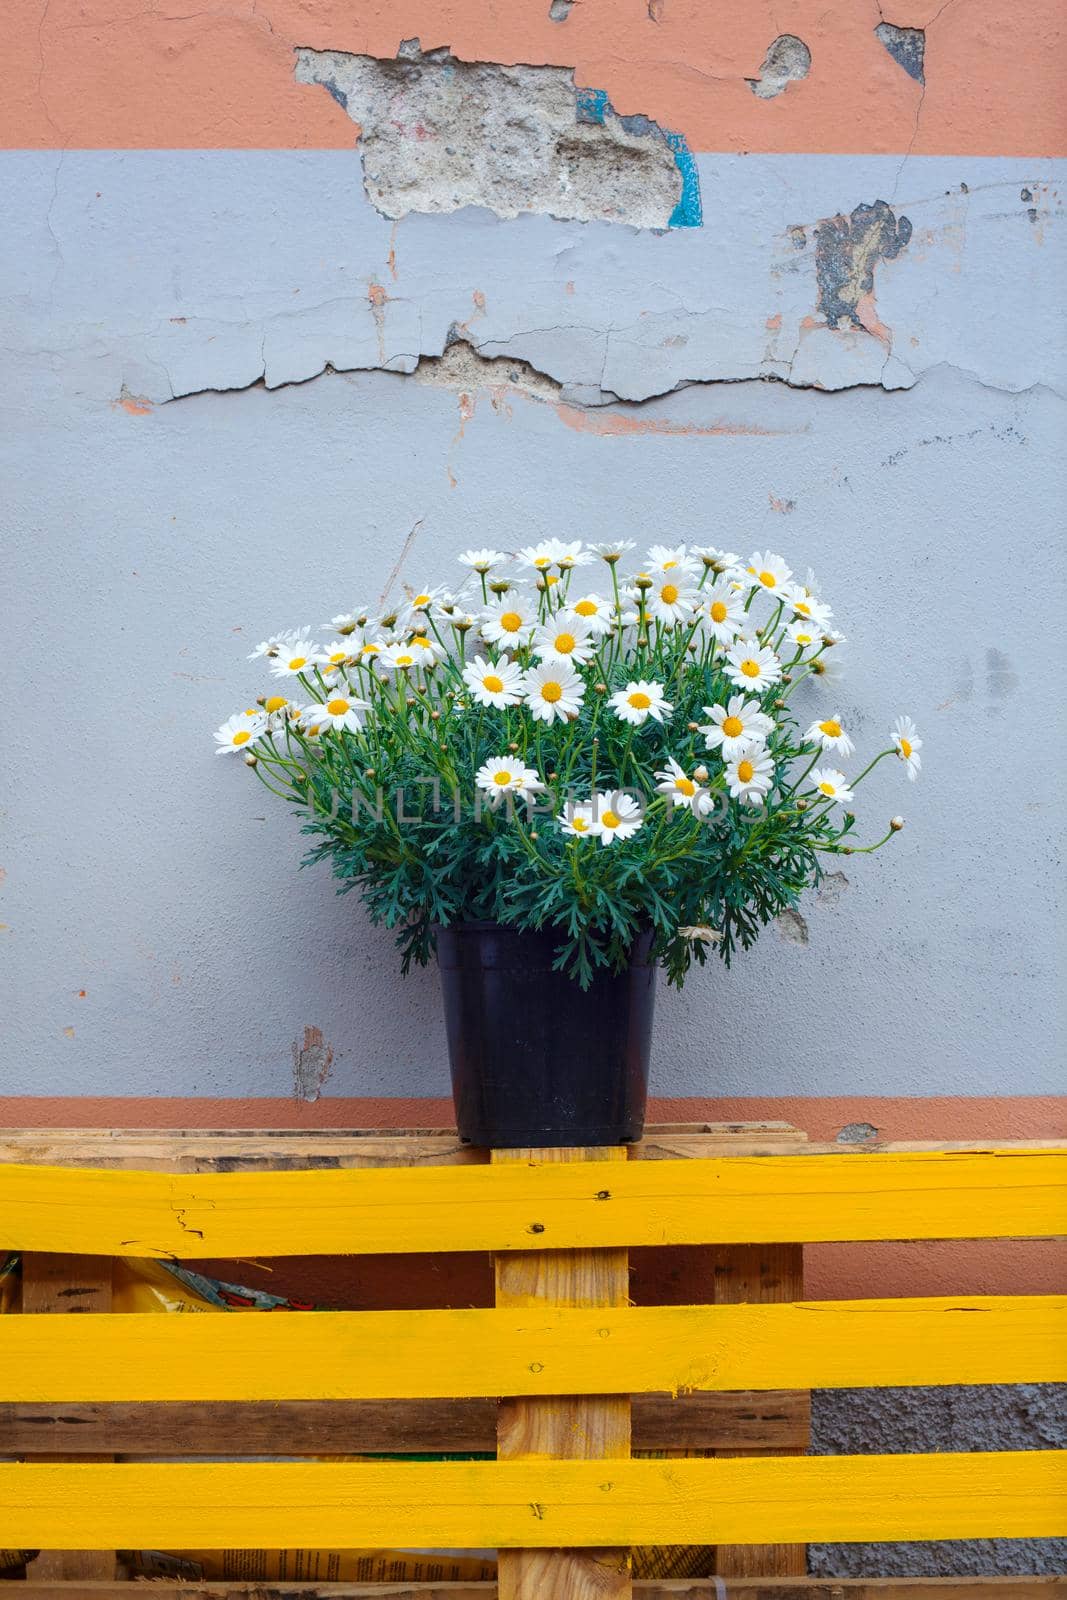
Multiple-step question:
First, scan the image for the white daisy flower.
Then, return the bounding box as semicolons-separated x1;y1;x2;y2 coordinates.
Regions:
295;707;324;739
475;757;545;809
892;716;923;781
558;801;596;838
700;578;746;643
406;632;445;664
700;695;775;758
323;612;360;634
608;680;673;727
591;791;645;846
317;691;371;733
531;615;596;667
588;539;636;562
462;655;525;709
804;713;855;757
457;548;507;573
645;574;699;627
481;596;536;646
677;924;722;944
809;767;856;807
785;619;822;652
724;639;782;691
745;550;792;595
516;538;589;571
214;712;266;754
247;629;309;661
725;744;775;806
395;585;451;631
522;661;586;724
655;756;712;816
270;638;319;678
377;641;422;673
784;584;832;627
568;594;616;636
693;545;742;572
356;637;388;662
320;639;356;670
646;543;700;579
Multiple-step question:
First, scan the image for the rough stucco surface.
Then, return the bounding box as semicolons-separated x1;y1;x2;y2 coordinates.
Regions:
811;1385;1067;1574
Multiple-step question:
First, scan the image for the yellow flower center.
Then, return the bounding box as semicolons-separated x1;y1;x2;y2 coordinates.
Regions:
361;643;380;656
628;691;652;709
554;632;576;653
819;781;836;796
395;654;414;667
676;776;696;796
326;698;349;716
534;556;551;568
575;600;597;617
288;656;307;670
722;715;744;738
661;583;679;605
494;770;513;786
820;719;842;738
737;759;754;783
264;696;287;713
796;631;814;644
899;737;912;758
740;659;760;678
663;559;678;569
571;816;589;832
710;600;728;622
545;574;559;587
601;810;621;829
411;635;433;651
541;681;563;703
483;674;504;694
306;724;320;737
414;594;432;607
500;610;522;632
759;569;777;587
327;650;346;663
233;730;251;746
794;599;811;615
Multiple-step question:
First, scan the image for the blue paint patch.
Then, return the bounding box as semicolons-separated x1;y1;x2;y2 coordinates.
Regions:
574;85;701;227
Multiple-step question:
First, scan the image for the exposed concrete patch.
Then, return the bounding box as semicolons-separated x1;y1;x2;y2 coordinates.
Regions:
836;1120;880;1142
412;338;563;404
817;870;850;906
747;36;812;99
775;908;810;945
875;22;926;85
294;41;689;229
811;1385;1067;1576
814;199;913;330
291;1025;334;1102
548;0;576;18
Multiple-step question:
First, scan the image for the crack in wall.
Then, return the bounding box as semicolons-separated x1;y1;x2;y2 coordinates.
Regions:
295;40;699;228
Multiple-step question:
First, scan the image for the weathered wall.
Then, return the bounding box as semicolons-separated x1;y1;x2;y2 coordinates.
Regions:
1;0;1065;1572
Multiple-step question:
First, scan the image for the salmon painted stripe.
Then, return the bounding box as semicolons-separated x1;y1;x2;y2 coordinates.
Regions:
4;0;1066;154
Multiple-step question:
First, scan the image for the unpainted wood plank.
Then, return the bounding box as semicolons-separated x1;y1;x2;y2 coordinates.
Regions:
2;1149;1064;1257
3;1453;1064;1548
711;1243;807;1578
11;1580;1067;1600
6;1295;1062;1402
20;1254;115;1585
0;1390;812;1456
495;1145;631;1600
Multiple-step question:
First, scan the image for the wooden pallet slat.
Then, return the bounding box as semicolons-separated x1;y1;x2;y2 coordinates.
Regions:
1;1148;1064;1257
2;1453;1064;1549
10;1581;1067;1599
2;1296;1062;1402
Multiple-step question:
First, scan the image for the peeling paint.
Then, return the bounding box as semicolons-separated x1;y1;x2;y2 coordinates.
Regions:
775;908;810;945
875;22;926;86
747;35;812;100
814;199;912;331
291;1026;334;1102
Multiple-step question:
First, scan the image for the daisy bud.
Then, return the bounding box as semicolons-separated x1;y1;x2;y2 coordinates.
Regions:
796;798;808;812
811;659;826;675
365;767;375;778
693;765;709;782
535;577;548;592
634;575;653;591
338;621;357;635
841;846;854;855
548;771;558;781
687;640;698;653
687;721;699;732
822;634;837;647
430;711;441;722
890;815;905;831
382;612;397;629
406;695;417;707
489;580;511;595
773;698;786;710
243;752;258;767
595;682;607;694
508;742;519;753
529;831;539;841
637;634;649;648
602;550;623;564
781;672;792;684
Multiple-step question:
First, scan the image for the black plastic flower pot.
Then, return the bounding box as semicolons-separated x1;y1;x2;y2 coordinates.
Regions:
434;921;656;1148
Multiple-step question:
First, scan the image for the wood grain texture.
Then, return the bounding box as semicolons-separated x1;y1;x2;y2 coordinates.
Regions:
4;1296;1062;1402
0;1390;812;1456
711;1244;806;1579
2;1453;1064;1548
495;1145;631;1600
20;1255;115;1585
1;1149;1064;1256
9;1581;1067;1600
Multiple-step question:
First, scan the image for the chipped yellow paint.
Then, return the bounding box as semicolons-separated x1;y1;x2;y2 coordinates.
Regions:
3;1297;1064;1402
0;1149;1064;1256
3;1454;1064;1549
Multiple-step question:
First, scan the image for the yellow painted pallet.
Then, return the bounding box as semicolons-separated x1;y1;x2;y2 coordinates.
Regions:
0;1123;1064;1598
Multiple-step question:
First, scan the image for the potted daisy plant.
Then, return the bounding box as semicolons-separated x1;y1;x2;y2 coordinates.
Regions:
215;540;921;1147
